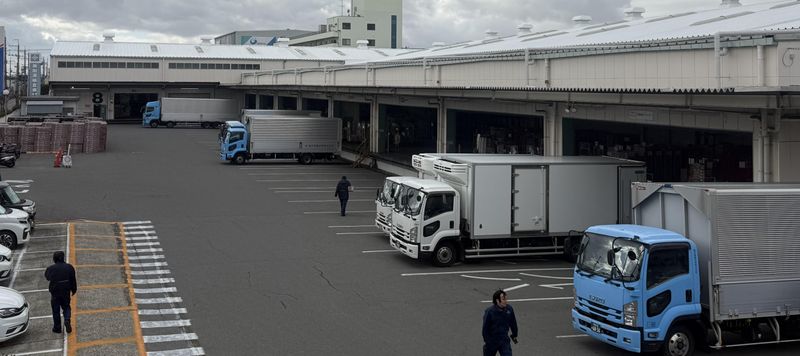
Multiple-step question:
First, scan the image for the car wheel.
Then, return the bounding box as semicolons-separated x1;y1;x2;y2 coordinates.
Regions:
432;241;457;267
300;154;313;165
0;230;18;250
149;121;159;128
5;159;14;168
166;122;176;128
662;325;694;356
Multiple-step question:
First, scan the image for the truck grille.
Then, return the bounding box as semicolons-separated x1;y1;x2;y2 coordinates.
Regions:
376;212;388;226
392;225;409;241
576;297;623;327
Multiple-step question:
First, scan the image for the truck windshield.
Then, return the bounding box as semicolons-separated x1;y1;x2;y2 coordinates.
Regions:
226;131;244;143
145;106;155;113
396;185;425;216
1;186;22;205
576;232;644;282
379;180;400;204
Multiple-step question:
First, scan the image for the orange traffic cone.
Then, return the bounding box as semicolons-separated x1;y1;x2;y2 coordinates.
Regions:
54;149;63;168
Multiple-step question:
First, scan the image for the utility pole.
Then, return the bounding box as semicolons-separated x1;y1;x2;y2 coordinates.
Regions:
15;40;19;99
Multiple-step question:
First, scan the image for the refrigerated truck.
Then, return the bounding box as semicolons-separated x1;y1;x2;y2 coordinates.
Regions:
572;183;800;355
389;154;646;266
143;98;239;128
220;112;342;165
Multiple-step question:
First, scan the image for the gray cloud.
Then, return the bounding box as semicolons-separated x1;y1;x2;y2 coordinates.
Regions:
0;0;745;63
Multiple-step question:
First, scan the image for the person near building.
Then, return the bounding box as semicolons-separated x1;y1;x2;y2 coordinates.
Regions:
44;251;77;333
334;176;352;216
482;289;519;356
393;128;402;152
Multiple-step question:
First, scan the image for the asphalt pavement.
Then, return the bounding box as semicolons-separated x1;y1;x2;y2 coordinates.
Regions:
0;125;797;355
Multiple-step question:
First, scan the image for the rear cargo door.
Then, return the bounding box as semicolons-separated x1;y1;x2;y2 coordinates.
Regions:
618;166;647;224
472;165;512;237
512;166;547;232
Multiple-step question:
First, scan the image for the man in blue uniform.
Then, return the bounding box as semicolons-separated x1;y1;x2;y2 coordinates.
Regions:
482;289;519;356
45;251;77;333
334;176;352;216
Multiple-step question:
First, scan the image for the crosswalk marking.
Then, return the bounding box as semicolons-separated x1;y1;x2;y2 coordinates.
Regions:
123;221;152;225
138;308;187;315
146;347;205;356
128;255;165;261
134;287;178;294
143;333;198;343
140;319;191;328
127;236;159;241
127;242;161;247
132;278;175;284
137;297;183;304
130;262;168;268
125;225;155;230
130;269;171;276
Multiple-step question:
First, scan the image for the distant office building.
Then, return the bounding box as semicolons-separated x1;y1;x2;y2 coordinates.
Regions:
214;30;316;46
290;0;403;48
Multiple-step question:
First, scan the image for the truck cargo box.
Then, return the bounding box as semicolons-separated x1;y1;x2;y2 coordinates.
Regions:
245;115;341;154
161;98;238;122
632;182;800;322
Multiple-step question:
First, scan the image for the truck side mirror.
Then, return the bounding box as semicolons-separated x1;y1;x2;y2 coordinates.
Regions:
607;250;615;266
376;188;380;200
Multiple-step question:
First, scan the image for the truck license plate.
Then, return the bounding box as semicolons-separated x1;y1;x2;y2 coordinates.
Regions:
591;323;601;333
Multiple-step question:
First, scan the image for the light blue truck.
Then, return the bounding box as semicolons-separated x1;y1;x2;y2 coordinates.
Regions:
572;183;800;355
220;111;341;165
143;98;238;128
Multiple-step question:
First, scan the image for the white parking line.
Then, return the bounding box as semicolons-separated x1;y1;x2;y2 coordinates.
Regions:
17;267;46;272
362;250;397;253
13;349;63;355
329;225;376;228
257;179;377;182
461;275;521;281
130;262;168;268
289;199;373;203
503;283;531;292
138;308;187;315
519;273;573;280
19;288;49;293
124;225;155;230
146;347;205;356
29;235;68;239
9;244;28;288
540;283;573;290
21;249;64;255
140;319;191;328
143;333;198;343
137;297;183;304
402;267;573;277
556;334;588;339
303;210;374;215
335;232;383;235
3;180;34;183
271;186;379;190
132;278;174;284
276;191;373;194
123;221;152;225
135;287;178;294
248;172;372;176
130;269;171;275
480;297;573;303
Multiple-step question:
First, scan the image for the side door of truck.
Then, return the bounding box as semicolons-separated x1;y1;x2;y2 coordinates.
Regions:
642;243;696;336
422;192;457;243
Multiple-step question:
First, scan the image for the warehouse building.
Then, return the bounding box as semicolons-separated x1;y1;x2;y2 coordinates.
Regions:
47;0;800;183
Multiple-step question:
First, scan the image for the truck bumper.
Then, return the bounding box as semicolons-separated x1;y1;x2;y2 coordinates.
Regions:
375;219;390;235
572;308;641;353
390;235;419;259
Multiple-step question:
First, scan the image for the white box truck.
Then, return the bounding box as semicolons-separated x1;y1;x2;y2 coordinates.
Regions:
572;182;800;354
143;98;239;128
220;112;342;165
389;154;646;266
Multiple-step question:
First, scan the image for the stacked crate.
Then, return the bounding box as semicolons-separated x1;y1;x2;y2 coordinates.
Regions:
20;125;38;153
52;122;71;152
69;122;86;153
84;121;107;153
35;125;54;152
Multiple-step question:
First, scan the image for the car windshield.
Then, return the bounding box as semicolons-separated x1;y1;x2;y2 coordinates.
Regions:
379;180;400;204
1;186;22;205
576;232;645;282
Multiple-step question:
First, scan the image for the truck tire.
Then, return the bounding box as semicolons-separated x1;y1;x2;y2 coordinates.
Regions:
432;241;457;267
233;154;246;165
662;325;694;356
149;121;159;128
166;121;176;128
0;230;18;250
300;154;313;165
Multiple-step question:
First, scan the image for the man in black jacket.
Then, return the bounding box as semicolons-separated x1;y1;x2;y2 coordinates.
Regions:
44;251;77;333
334;176;352;216
482;289;519;356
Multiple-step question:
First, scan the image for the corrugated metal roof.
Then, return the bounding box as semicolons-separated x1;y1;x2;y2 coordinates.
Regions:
50;41;411;64
383;0;800;61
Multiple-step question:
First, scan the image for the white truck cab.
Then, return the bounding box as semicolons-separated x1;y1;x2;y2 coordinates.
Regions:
390;179;461;265
375;176;414;234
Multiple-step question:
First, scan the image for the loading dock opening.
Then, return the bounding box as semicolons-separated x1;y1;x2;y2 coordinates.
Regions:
378;104;436;161
563;118;752;182
114;93;157;120
447;110;543;154
335;101;370;151
278;97;297;110
302;98;328;116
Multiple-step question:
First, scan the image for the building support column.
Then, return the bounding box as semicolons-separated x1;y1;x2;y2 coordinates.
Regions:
436;99;447;153
370;97;380;153
327;98;335;118
543;103;562;156
297;93;303;111
754;108;781;182
273;94;279;110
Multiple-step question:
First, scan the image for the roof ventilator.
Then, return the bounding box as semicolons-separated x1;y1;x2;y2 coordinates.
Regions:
624;7;645;20
572;15;592;27
102;32;115;43
200;37;212;45
484;30;499;41
517;23;533;36
431;42;445;48
720;0;742;8
276;38;290;48
356;40;369;49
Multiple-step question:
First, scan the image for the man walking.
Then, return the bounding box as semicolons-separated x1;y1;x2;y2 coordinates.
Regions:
482;289;519;356
334;175;352;216
45;251;77;333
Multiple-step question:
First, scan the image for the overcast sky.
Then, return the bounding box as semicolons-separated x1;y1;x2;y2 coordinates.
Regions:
0;0;784;59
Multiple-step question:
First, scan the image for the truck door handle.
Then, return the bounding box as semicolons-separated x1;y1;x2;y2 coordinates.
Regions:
685;289;692;303
449;221;454;229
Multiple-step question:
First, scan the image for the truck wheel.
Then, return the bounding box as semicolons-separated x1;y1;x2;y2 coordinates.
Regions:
0;230;18;250
166;122;176;128
432;241;457;267
662;325;694;356
232;154;246;165
149;121;159;128
300;154;313;165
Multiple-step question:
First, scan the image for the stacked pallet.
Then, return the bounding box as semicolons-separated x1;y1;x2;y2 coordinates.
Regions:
0;120;107;153
35;125;53;153
69;122;86;154
52;123;72;151
84;121;107;153
20;125;38;153
0;126;20;145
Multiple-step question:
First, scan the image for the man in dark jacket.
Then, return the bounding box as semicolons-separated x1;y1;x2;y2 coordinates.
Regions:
44;251;77;333
334;176;352;216
482;289;519;356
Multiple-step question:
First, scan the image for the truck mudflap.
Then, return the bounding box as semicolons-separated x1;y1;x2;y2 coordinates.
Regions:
572;308;642;353
390;235;419;259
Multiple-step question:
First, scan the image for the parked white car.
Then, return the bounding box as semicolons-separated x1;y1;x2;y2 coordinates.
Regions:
0;207;30;249
0;245;11;282
0;287;28;342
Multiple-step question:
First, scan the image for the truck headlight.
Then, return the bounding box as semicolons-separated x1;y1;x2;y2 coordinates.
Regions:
623;300;638;327
409;226;418;242
387;213;392;225
22;206;33;213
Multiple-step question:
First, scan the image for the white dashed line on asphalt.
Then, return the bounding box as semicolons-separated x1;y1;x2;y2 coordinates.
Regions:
335;232;384;235
289;199;372;203
503;284;531;292
361;250;397;254
460;275;521;281
402;267;573;277
303;210;374;215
